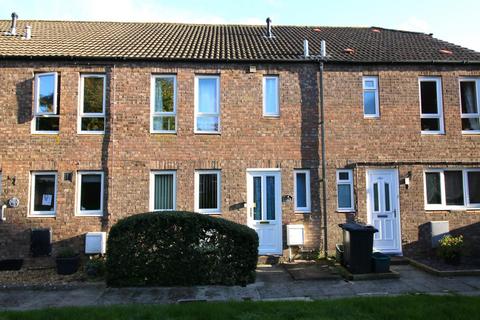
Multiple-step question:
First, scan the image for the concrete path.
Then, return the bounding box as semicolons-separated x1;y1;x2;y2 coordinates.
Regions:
1;265;480;311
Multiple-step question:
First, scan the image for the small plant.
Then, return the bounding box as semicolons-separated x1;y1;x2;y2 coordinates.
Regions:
86;257;106;278
437;235;464;265
56;247;77;258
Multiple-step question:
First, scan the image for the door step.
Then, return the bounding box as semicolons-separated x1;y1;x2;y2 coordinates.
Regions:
258;255;283;265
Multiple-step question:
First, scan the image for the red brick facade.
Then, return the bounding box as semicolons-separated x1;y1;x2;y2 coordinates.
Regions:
0;60;479;259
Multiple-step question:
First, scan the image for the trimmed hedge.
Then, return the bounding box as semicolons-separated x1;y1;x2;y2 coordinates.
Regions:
106;211;259;286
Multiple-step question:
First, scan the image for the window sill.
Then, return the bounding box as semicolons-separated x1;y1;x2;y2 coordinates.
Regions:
425;207;480;212
77;131;105;135
363;115;380;119
28;213;56;218
263;115;280;119
31;132;59;135
150;131;177;135
198;211;222;215
421;131;445;135
194;131;221;135
75;213;104;217
294;210;311;214
336;209;356;214
462;131;480;135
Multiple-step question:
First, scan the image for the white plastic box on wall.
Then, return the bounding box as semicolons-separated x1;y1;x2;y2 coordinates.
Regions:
85;232;106;254
286;224;304;246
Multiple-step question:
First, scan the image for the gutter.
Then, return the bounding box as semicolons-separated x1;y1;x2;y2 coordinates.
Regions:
1;55;480;66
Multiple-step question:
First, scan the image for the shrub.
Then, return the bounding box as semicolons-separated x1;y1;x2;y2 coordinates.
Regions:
106;211;259;287
56;247;77;258
437;234;464;263
86;257;106;278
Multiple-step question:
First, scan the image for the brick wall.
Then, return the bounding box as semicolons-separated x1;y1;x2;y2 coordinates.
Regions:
0;61;322;259
1;60;479;259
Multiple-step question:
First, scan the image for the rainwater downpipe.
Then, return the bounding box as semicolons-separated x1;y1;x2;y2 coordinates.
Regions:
317;44;328;258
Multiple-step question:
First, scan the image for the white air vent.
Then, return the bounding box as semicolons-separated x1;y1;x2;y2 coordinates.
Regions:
85;232;106;254
286;224;304;246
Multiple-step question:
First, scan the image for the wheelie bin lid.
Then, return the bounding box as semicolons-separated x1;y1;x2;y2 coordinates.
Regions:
338;222;378;233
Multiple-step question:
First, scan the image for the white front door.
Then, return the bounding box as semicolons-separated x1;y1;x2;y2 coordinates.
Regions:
246;170;282;255
366;169;402;254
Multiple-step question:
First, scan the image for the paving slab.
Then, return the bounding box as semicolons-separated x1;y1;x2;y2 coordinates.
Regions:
1;263;480;311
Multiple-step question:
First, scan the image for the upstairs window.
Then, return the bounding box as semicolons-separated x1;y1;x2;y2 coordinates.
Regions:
151;75;176;133
79;75;106;133
424;169;480;210
460;79;480;133
363;76;379;117
419;77;444;134
263;76;279;116
195;76;220;133
33;72;59;133
337;170;354;212
294;170;311;213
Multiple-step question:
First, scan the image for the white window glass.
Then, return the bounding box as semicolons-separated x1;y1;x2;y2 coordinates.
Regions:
195;76;220;133
337;170;354;211
419;77;444;134
33;73;59;133
79;75;106;133
151;75;176;133
30;172;57;216
263;76;279;116
294;170;311;212
77;172;104;216
150;171;176;211
460;79;480;132
363;76;379;117
195;171;221;214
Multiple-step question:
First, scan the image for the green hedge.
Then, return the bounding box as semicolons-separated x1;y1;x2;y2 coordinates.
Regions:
106;211;259;286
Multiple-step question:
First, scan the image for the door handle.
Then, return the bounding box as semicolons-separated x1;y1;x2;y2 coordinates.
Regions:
394;209;396;218
377;215;387;218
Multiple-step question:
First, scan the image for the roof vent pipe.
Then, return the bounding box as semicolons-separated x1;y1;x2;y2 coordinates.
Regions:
320;40;326;58
303;39;309;58
266;17;272;38
10;12;18;35
24;25;31;40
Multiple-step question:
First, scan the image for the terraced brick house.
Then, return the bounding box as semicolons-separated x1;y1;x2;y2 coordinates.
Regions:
0;14;479;260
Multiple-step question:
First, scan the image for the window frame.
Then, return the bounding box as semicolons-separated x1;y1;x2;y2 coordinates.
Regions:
293;169;311;213
78;74;106;134
263;75;280;117
194;170;221;214
149;170;177;212
458;77;480;134
150;75;177;134
29;171;58;217
194;75;221;134
362;76;380;118
418;77;445;134
336;169;355;212
75;171;104;217
32;72;59;134
424;168;480;210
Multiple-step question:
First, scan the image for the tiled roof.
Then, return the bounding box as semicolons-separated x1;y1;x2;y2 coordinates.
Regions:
1;20;480;64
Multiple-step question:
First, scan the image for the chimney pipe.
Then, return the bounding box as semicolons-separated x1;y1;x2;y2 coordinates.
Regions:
10;12;18;35
266;17;272;38
320;40;326;58
24;25;31;40
303;39;309;58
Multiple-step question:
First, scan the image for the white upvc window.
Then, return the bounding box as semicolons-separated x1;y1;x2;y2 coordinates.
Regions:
194;170;221;214
33;72;59;134
30;172;57;216
419;77;444;134
294;170;311;213
363;76;379;118
149;171;176;211
76;171;104;216
151;75;177;133
195;75;220;133
79;74;106;134
459;78;480;134
336;169;354;212
424;168;480;210
263;75;279;116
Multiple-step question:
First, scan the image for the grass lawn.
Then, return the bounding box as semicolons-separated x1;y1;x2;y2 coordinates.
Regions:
0;295;479;320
